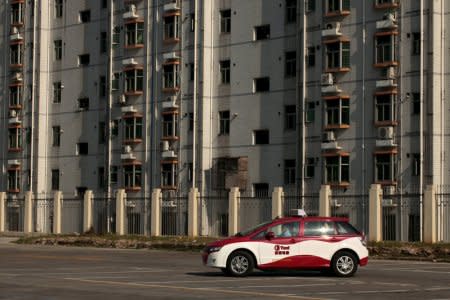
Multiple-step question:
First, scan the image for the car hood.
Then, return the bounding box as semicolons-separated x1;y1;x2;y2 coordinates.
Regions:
206;235;248;247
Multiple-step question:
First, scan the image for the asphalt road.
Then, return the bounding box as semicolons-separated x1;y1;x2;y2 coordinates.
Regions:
0;238;449;300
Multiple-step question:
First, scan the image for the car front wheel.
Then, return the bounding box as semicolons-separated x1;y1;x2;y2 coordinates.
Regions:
226;251;254;277
331;251;357;277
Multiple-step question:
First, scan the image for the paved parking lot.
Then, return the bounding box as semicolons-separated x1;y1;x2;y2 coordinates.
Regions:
0;239;449;300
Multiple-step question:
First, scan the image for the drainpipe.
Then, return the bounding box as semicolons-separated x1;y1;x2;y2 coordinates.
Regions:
361;0;367;232
419;0;424;241
150;0;158;191
192;0;199;190
29;0;38;195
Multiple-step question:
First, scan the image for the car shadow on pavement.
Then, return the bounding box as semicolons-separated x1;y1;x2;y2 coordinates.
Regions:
187;270;331;278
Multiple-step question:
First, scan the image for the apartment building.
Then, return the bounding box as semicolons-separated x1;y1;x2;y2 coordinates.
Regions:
0;0;447;199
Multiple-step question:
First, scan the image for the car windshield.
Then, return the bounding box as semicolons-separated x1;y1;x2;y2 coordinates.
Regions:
235;220;273;237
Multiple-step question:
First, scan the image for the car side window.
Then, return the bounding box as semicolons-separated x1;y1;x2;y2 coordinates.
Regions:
335;221;359;235
304;221;336;236
271;222;299;238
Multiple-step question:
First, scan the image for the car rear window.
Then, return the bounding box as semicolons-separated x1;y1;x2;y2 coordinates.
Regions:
303;221;336;236
335;221;360;235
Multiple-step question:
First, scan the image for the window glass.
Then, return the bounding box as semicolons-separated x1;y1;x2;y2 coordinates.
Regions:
304;221;336;236
335;221;360;235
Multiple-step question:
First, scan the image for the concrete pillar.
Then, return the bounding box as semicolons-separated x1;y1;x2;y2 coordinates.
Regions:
115;189;126;235
24;191;33;233
272;187;284;218
369;184;382;242
188;188;199;237
424;185;437;243
151;189;161;236
228;187;240;235
319;185;331;217
53;191;62;234
0;192;6;232
83;190;93;233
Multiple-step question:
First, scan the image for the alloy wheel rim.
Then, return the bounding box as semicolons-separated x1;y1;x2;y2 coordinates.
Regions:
336;256;354;275
231;255;249;274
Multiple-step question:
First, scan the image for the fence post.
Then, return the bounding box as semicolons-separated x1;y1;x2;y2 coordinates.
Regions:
423;185;437;243
272;187;283;218
83;190;93;233
319;185;331;217
151;188;161;236
24;191;33;233
53;191;62;234
115;189;126;235
228;187;240;235
369;184;382;242
0;192;5;232
188;188;199;237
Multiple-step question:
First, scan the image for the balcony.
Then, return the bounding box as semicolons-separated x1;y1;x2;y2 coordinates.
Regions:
162;150;177;159
321;85;342;94
121;106;138;114
321;141;342;150
162;96;179;110
164;2;180;12
376;15;397;30
376;79;397;89
122;57;138;66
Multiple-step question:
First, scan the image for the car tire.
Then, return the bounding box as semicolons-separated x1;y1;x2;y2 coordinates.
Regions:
331;251;358;277
226;251;254;277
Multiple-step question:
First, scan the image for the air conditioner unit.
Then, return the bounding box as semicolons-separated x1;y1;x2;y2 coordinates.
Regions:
163;52;179;61
123;4;138;19
162;96;179;109
322;131;335;142
378;126;394;139
8;159;21;166
118;94;126;105
386;67;395;79
123;145;132;153
326;22;341;31
9;110;17;118
384;13;396;22
11;26;19;34
122;58;138;66
162;140;170;151
12;72;22;81
322;22;342;37
321;73;334;86
164;2;180;11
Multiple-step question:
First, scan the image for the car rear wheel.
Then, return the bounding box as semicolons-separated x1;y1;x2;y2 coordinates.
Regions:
332;251;357;277
226;251;254;277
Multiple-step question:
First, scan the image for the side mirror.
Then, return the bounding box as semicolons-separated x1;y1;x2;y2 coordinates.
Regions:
265;231;275;240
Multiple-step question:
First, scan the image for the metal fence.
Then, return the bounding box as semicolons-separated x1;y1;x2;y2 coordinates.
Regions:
6;197;25;232
126;197;149;235
435;186;450;242
161;191;188;236
61;198;84;234
330;190;369;234
92;197;116;234
382;190;421;242
238;192;271;231
33;198;53;233
283;188;319;217
200;191;228;237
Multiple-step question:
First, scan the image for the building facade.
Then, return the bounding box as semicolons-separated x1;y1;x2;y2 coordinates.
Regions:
0;0;447;199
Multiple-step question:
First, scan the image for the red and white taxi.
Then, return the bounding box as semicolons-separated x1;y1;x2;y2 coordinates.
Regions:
202;211;368;277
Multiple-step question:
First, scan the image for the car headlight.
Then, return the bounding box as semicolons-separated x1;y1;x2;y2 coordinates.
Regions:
207;246;222;253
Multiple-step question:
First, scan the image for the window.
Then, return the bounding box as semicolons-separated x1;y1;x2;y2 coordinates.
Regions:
305;157;315;178
307;46;316;67
54;40;62;60
76;142;88;155
124;164;142;189
254;183;269;197
124;68;143;93
52;126;61;147
8;127;22;150
284;105;296;130
188;112;194;131
286;0;297;23
220;9;231;33
412;93;420;115
254;25;270;40
285;51;296;77
325;41;350;70
78;97;89;110
112;26;121;46
101;0;107;9
99;76;106;97
163;64;180;90
326;0;350;14
254;130;269;145
375;154;396;181
98;167;105;189
112;73;120;91
306;102;315;123
100;32;107;53
55;0;63;18
162;162;177;187
112;120;119;137
164;15;180;40
8;169;20;191
12;2;24;24
9;85;22;108
51;169;60;190
306;0;316;12
79;10;91;23
190;13;195;32
78;54;90;66
110;166;118;184
124;116;143;141
53;82;62;103
375;35;396;64
125;22;144;46
220;60;230;84
325;98;349;127
412;32;420;55
325;155;349;184
253;77;270;93
284;159;296;185
304;221;336;236
375;94;396;123
98;122;106;144
162;113;178;138
189;63;195;81
10;44;23;65
412;153;420;176
25;127;32;144
219;111;230;135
